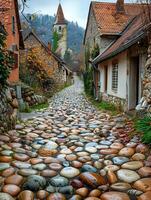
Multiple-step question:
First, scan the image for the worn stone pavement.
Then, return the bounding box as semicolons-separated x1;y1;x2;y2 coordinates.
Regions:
0;76;151;200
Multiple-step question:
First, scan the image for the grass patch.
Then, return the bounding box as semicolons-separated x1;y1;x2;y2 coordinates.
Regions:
30;102;49;111
86;95;121;116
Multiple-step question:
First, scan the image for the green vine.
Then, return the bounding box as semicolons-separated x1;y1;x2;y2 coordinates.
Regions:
91;43;100;59
0;32;14;88
52;31;59;52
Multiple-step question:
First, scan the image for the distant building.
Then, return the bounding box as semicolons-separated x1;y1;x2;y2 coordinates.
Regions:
53;3;68;59
0;0;24;84
84;0;150;111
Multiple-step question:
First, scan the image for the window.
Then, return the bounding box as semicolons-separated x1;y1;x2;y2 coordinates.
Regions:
59;26;62;32
112;63;118;92
12;16;15;34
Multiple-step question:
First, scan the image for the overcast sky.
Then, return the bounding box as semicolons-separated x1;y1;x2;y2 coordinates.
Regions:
24;0;119;28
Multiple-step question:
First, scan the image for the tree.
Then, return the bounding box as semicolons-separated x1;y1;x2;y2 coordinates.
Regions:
64;49;72;65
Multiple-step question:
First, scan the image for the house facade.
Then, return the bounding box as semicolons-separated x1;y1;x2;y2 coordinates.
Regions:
84;0;149;111
20;30;72;91
0;0;24;84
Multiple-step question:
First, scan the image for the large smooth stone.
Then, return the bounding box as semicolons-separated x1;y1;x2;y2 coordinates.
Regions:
2;184;20;197
18;190;34;200
41;169;57;177
76;187;89;197
138;167;151;177
132;153;145;161
59;186;74;195
18;169;38;176
79;172;106;188
38;148;57;157
37;190;49;199
70;179;83;189
49;175;69;187
100;149;118;155
60;167;80;178
0;163;10;171
32;163;47;171
81;165;97;173
119;148;135;157
101;191;130;200
0;192;15;200
12;161;31;169
22;175;46;192
110;182;131;192
47;193;66;200
117;169;140;183
2;168;15;177
13;153;29;161
121;161;143;170
112;157;129;165
133;178;151;192
85;147;97;153
45;141;58;149
137;191;151;200
5;175;23;186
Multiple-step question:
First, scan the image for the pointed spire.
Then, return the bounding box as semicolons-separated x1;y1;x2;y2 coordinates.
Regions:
54;3;67;25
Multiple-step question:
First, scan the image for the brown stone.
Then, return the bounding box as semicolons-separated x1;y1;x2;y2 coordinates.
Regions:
0;135;10;142
49;163;62;170
0;156;12;162
110;143;124;150
89;189;102;197
40;169;57;177
136;144;149;154
2;184;21;197
133;178;151;192
137;191;151;200
70;179;84;189
38;148;57;157
44;157;60;164
1;167;15;177
18;190;34;200
4;174;23;186
76;187;89;197
71;161;83;168
47;193;66;200
100;149;118;155
66;154;77;161
107;170;117;184
85;198;100;200
13;153;29;162
138;167;151;177
101;191;130;200
30;158;43;165
79;172;106;188
37;190;49;199
119;147;135;157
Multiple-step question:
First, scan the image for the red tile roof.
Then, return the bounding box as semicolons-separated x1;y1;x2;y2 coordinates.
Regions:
54;3;67;25
93;14;148;64
92;2;142;35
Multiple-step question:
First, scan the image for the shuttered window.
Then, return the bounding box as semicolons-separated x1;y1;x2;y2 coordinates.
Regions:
112;63;118;92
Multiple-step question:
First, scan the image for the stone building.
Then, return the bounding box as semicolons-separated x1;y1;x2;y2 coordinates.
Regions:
53;3;68;59
21;29;72;93
84;0;150;112
0;0;24;84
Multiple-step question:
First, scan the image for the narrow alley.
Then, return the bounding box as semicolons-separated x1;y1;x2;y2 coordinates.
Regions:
0;76;150;200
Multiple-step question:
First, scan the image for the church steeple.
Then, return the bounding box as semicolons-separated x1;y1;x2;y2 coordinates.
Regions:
55;3;67;25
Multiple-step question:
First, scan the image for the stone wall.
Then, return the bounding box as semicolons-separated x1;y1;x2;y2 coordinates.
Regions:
136;43;151;115
101;93;127;111
0;87;18;132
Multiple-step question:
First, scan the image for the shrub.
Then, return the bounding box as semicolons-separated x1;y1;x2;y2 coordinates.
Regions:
135;117;151;144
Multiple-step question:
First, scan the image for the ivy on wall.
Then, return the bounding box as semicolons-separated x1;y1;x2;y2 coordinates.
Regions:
52;31;59;52
0;32;14;88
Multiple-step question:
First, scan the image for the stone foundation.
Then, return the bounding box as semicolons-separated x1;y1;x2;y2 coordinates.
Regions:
21;84;47;108
101;93;127;111
0;86;18;132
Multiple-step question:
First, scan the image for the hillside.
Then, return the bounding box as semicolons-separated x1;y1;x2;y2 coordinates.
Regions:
23;14;85;53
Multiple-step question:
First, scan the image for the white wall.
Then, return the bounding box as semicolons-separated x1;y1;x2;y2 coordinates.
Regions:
99;51;127;99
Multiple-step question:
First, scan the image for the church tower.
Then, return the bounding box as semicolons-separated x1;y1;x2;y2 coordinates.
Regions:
53;3;67;58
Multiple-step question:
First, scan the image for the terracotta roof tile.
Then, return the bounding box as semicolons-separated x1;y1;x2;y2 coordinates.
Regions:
93;14;146;63
92;2;142;35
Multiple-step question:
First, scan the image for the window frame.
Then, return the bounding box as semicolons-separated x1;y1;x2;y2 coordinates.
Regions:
112;61;118;93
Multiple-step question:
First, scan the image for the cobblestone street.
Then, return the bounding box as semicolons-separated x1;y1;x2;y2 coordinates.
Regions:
0;76;151;200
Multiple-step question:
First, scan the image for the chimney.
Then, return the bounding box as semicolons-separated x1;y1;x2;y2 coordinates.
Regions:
116;0;125;13
48;42;51;50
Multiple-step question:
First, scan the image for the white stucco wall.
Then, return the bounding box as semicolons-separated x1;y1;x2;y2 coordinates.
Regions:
99;51;127;99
